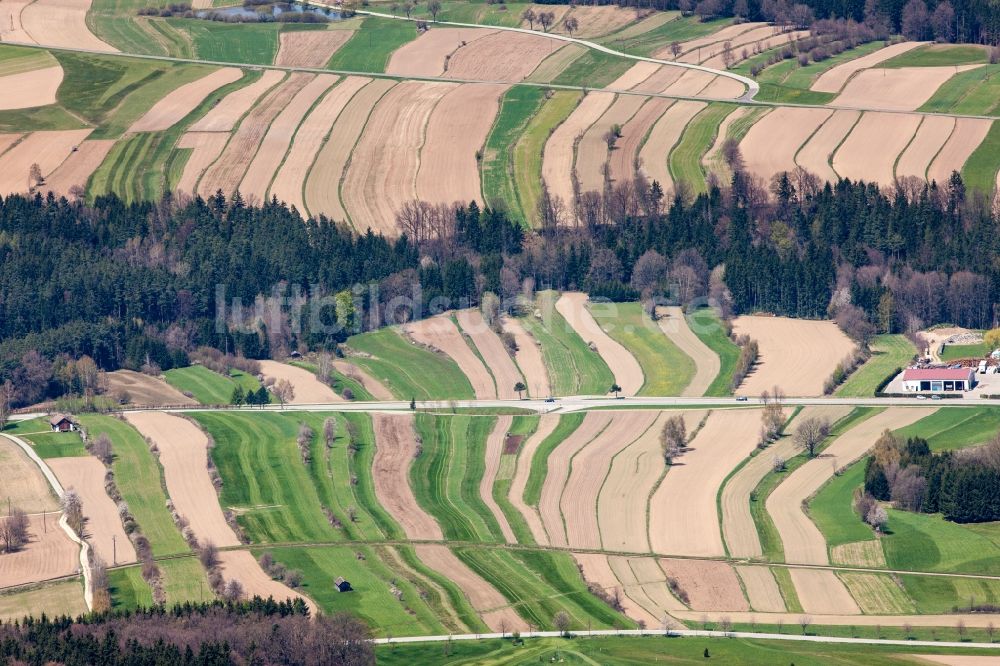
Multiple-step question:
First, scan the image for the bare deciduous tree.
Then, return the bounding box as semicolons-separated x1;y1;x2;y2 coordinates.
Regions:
537;11;555;31
61;489;84;538
0;508;30;553
793;416;830;457
564;16;578;35
89;433;114;465
273;378;294;407
521;7;536;29
553;610;571;635
660;415;687;465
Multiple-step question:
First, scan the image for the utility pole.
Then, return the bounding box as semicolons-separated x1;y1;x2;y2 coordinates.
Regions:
112;535;117;566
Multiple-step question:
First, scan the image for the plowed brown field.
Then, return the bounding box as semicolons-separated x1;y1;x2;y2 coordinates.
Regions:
130;68;242;132
372;414;442;540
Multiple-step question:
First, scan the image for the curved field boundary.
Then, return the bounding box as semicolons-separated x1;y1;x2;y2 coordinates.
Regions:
197;72;313;197
269;75;371;215
575;93;647;193
794;109;860;183
812;41;925;93
123;411;241;547
340;80;454;235
130;67;242;133
499;316;550;399
556;292;644;396
44;138;115;198
239;73;339;202
404;315;496;399
700;104;752;182
655;307;719;398
720;404;853;559
895;115;954;180
574;553;661;628
332;359;395;401
20;0;117;53
660;558;748;611
766;407;936;566
561;411;659;550
667;101;733;194
831;65;983;112
538;411;612;546
414;544;524;632
303;77;395;223
789;568;861;614
631;65;684;94
0;129;92;196
47;456;137;566
344;8;757;99
175;132;228;196
479;415;516;543
598;411;698;553
386;27;497;78
372;413;444;540
638;100;704;194
455;310;524;401
507;413;559;544
673;608;1000;629
833;111;924;186
541;91;614;211
445;31;563;82
673;22;768;60
609;97;672;184
416;83;507;206
218;549;312;611
607;556;686;626
189;69;286;133
741;106;832;181
649;408;760;557
0;63;62;110
927;117;993;185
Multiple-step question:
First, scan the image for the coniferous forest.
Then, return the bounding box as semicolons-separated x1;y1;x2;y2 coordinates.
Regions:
0;170;997;406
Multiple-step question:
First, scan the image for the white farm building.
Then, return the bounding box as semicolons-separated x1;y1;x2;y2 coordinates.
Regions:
901;368;976;393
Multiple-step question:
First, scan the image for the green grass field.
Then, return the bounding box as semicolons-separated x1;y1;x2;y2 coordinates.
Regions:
263;545;451;637
960;119;1000;196
921;64;1000;116
163;364;262;405
807;459;874;549
836;334;915;397
167;19;280;65
192;411;340;543
882;509;1000;574
588;302;695;396
159;556;211;604
454;546;631;631
940;341;990;361
78;414;190;556
900;571;1000;614
3;417;89;458
881;43;989;68
687;308;738;397
597;16;725;57
327;17;418;72
491;415;539;544
517;292;614;396
512;90;581;227
480;86;547;222
552;50;633;88
668;103;734;195
412;414;505;542
346;327;475;400
109;566;153;610
893;406;1000;451
377;634;1000;664
522;412;585;508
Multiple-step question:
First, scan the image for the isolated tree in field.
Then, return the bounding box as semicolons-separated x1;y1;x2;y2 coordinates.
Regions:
324;417;337;448
609;383;622;398
799;615;812;635
793;416;830;458
514;381;526;399
521;7;536;28
404;1;414;17
564;16;578;35
670;40;682;59
273;379;294;407
721;40;735;68
0;508;29;553
28;163;42;187
553;610;571;636
865;504;888;532
660;415;687;465
427;0;441;21
537;11;555;31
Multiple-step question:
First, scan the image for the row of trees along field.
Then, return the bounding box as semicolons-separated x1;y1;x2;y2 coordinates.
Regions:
0;164;997;406
864;431;1000;523
543;0;998;44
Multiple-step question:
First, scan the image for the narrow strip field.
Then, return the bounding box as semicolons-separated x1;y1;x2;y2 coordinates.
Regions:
507;413;560;544
655;307;719;397
372;413;443;541
561;411;659;550
575;94;646;193
479;415;516;543
541;92;614;213
500;316;550;398
608;97;671;184
0;129;92;195
638;100;705;194
833;112;923;184
649;408;760;557
404;315;496;398
895;115;955;180
735;565;786;612
129;68;242;132
124;411;240;547
811;41;924;92
556;293;643;396
832;65;983;111
927;117;992;185
455;309;524;400
43;139;115;197
189;70;285;133
741;107;831;181
794;109;859;183
48;456;137;565
303;78;395;223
